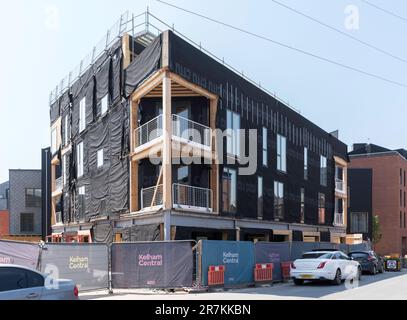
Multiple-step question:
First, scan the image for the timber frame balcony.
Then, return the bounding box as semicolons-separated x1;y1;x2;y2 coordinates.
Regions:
132;113;212;157
128;32;219;216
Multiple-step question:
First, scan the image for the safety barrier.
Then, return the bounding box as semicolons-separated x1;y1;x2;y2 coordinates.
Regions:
198;240;255;287
111;241;194;289
254;263;273;283
1;239;372;290
0;240;40;270
40;243;109;292
281;262;292;281
208;265;225;286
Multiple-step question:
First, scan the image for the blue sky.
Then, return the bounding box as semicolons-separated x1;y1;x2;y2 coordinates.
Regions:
0;0;406;182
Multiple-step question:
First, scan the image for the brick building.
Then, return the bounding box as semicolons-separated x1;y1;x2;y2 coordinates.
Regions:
349;144;407;256
8;170;42;236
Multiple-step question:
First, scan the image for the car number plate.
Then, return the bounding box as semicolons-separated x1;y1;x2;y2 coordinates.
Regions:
300;274;313;279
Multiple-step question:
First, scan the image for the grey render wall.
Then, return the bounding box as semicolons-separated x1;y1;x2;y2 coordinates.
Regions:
9;170;42;235
0;181;9;210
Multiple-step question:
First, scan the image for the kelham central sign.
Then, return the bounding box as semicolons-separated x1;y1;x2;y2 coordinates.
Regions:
138;254;163;267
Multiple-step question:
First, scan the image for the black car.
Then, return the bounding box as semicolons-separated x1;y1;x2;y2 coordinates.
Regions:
348;251;385;275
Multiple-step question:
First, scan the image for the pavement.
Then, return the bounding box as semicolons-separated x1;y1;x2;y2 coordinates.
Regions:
80;269;407;300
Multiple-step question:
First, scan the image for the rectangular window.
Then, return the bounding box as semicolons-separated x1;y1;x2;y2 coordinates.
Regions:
101;95;108;115
62;155;66;186
318;193;326;224
320;155;327;186
20;213;34;233
400;190;404;207
222;168;237;213
335;198;344;225
258;177;263;219
277;134;287;172
97;149;104;168
401;211;403;229
274;181;284;220
64;115;69;146
78;186;86;221
77;142;84;178
226;110;241;157
350;212;368;233
51;128;57;154
79;97;86;133
300;188;305;223
262;127;268;167
405;212;406;229
25;189;41;208
304;147;308;180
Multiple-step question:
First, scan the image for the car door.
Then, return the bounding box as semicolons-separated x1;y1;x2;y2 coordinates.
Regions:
25;269;45;300
340;253;354;278
0;267;43;300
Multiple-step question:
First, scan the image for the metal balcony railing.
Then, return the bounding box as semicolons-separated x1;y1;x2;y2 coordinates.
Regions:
172;114;211;149
134;115;163;150
55;177;63;192
141;184;163;209
335;179;345;192
334;212;344;226
173;183;212;212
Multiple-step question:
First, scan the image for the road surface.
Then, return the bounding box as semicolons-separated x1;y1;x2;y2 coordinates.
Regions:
81;269;407;300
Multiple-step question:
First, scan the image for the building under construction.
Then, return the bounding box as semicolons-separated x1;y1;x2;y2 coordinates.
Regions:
48;12;350;244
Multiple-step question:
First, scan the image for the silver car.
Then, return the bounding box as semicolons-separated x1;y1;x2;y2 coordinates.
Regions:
0;264;79;300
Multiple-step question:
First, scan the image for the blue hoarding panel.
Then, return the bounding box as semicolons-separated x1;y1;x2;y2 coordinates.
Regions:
255;242;290;281
290;242;320;260
201;241;255;286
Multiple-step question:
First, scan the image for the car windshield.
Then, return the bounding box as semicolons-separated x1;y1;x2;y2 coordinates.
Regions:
350;253;369;259
301;253;333;259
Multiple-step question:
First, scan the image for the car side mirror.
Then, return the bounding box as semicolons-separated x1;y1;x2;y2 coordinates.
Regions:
350;257;354;260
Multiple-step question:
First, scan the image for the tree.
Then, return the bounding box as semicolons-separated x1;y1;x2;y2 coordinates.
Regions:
372;215;382;247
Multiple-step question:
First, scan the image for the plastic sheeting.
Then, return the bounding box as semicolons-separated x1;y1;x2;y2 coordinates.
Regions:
121;224;161;242
255;242;290;281
200;240;255;286
0;240;40;270
111;241;193;289
40;244;109;291
92;223;114;244
125;35;162;97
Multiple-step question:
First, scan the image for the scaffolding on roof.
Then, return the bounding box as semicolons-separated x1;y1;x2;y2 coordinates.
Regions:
49;9;301;114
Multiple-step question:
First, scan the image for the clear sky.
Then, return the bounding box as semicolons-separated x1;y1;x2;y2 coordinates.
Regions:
0;0;406;182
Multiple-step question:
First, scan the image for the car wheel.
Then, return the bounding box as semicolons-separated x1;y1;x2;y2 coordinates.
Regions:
371;265;377;275
294;279;304;286
332;269;342;285
358;267;362;281
379;264;384;273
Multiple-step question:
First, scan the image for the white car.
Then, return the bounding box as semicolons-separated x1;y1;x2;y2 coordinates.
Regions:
290;251;362;285
0;264;79;300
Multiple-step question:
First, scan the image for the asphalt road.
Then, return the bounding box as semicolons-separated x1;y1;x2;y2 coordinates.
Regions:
81;269;407;300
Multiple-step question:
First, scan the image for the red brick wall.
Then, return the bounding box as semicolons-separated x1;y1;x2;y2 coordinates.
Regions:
349;155;407;256
0;210;10;236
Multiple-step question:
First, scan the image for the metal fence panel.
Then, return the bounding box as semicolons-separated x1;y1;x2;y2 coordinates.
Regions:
348;243;371;252
339;243;349;253
319;242;339;250
111;241;193;289
40;244;109;291
290;242;320;260
255;242;290;281
200;240;255;286
0;240;40;270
